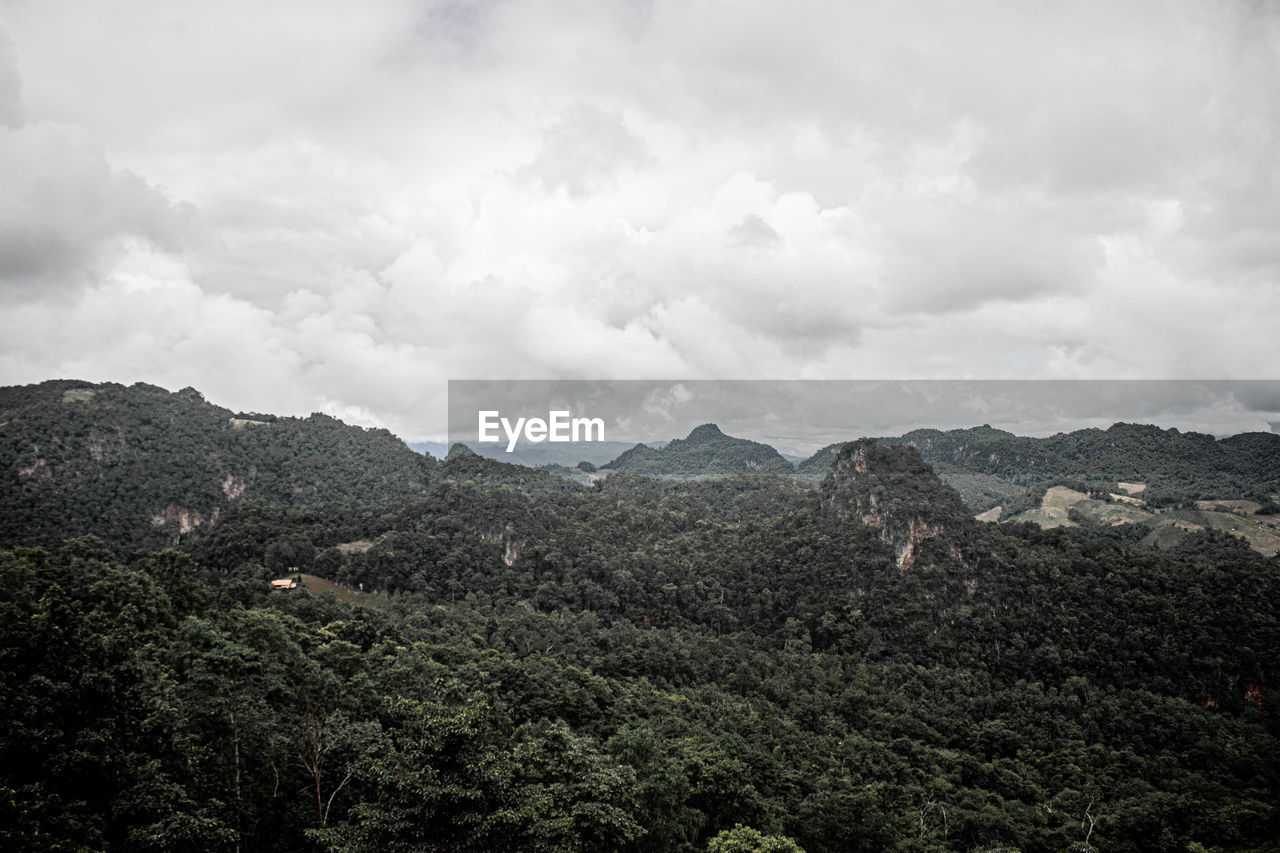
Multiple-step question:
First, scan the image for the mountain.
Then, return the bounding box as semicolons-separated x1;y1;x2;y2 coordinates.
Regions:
603;423;795;478
799;423;1280;506
821;439;972;571
882;422;1280;501
795;441;843;478
464;439;650;468
9;379;1277;558
3;382;1280;851
437;443;588;495
0;379;438;555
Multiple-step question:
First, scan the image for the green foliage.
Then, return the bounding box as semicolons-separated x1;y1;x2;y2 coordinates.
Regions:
707;824;805;853
0;380;438;557
3;388;1280;851
875;422;1280;505
800;423;1280;516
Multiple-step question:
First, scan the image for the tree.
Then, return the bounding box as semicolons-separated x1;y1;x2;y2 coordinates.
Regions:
707;824;805;853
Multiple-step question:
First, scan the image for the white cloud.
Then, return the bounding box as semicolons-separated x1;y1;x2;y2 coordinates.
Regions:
0;118;185;296
2;0;1279;440
0;21;22;128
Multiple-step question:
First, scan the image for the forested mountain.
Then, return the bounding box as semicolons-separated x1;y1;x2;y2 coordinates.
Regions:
2;384;1280;852
604;423;796;478
800;423;1280;505
465;439;655;468
0;380;438;555
794;423;1280;538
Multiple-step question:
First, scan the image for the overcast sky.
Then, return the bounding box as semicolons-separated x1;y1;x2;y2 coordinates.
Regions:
447;380;1280;454
1;1;1278;441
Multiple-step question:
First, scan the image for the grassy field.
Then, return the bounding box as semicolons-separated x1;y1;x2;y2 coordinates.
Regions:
295;574;381;607
1195;499;1262;515
1007;486;1280;556
1149;510;1280;557
1068;497;1154;527
1011;486;1090;528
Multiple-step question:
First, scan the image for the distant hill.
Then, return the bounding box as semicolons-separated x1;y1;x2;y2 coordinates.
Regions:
799;422;1280;506
7;379;1278;557
603;423;795;478
798;437;1025;512
897;422;1280;502
464;439;651;468
1000;483;1280;557
0;380;438;555
795;442;844;478
406;440;450;459
437;443;588;495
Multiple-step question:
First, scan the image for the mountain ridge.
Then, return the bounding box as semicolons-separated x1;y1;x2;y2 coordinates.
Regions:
602;422;796;478
0;379;439;555
3;380;1280;851
5;379;1279;556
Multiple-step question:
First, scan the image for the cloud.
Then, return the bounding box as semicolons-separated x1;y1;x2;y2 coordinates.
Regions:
0;21;22;128
446;379;1280;451
876;193;1106;315
726;214;781;250
0;150;185;300
517;103;652;198
2;0;1279;441
0;112;186;299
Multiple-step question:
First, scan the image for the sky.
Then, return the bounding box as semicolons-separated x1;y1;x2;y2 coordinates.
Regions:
447;380;1280;455
1;0;1279;442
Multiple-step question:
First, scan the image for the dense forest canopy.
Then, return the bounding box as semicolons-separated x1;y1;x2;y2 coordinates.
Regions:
0;380;438;556
799;423;1280;507
2;381;1279;852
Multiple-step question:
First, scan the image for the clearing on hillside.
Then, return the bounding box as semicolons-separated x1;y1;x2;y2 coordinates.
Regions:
1013;486;1090;528
277;574;381;606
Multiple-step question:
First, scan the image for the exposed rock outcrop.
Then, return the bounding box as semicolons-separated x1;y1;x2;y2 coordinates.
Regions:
222;473;251;501
822;439;970;571
150;504;213;535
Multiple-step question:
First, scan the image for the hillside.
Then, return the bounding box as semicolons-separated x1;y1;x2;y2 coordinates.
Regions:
185;437;1280;850
1005;484;1280;557
7;381;1278;560
2;387;1279;851
464;438;653;468
798;423;1280;530
0;380;438;555
881;422;1280;503
603;423;795;478
438;443;590;496
820;439;972;571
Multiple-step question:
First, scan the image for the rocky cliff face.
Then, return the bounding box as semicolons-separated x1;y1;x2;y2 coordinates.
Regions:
822;439;969;571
